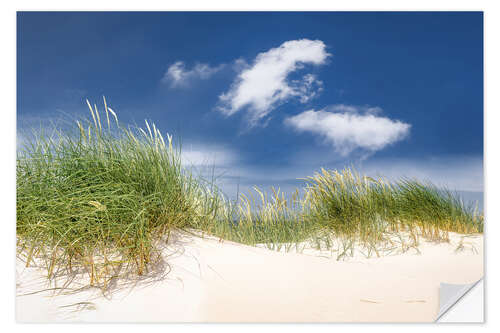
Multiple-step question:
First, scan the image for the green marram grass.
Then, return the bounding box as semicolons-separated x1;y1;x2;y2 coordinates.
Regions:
16;98;222;289
16;98;484;290
300;168;483;257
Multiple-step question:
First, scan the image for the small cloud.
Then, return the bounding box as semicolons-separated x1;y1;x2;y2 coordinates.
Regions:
217;39;331;126
180;143;237;167
162;61;224;88
284;105;411;156
291;74;324;103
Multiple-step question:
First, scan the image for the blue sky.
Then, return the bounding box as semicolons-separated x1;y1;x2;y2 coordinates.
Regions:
17;12;483;201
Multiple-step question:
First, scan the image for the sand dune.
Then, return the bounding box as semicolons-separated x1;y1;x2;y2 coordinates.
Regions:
16;232;483;322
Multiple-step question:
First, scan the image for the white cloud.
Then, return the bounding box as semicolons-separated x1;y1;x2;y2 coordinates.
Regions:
291;74;324;103
284;105;411;156
162;61;224;88
181;144;237;167
218;39;331;125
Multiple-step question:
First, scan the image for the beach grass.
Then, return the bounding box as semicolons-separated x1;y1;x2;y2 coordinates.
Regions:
201;168;482;257
16;98;221;288
16;99;483;290
300;168;483;256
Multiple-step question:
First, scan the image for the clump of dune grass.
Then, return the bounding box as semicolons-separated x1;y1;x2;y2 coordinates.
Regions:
16;98;219;290
302;167;483;254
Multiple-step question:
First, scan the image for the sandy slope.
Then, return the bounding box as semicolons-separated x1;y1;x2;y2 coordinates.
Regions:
16;232;483;322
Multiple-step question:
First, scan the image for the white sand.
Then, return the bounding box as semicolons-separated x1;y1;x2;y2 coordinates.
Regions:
16;232;483;322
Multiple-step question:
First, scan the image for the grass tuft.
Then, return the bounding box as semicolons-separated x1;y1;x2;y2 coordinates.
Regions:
17;98;219;289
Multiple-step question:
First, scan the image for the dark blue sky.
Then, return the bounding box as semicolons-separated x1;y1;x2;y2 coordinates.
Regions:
17;12;484;198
